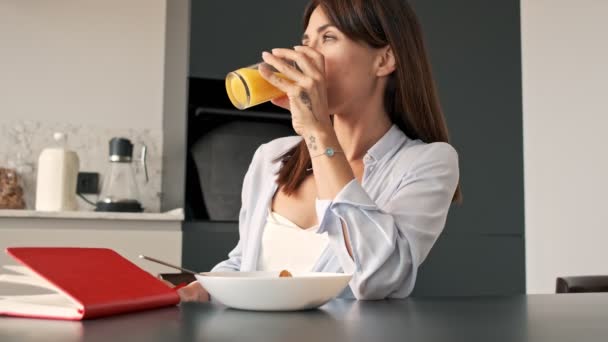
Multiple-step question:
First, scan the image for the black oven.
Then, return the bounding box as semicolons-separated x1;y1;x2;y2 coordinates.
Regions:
185;77;294;222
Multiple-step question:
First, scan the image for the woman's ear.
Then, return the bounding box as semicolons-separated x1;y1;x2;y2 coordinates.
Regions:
376;46;396;77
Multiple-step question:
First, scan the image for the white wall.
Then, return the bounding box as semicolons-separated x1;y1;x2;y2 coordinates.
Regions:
522;0;608;293
0;0;166;130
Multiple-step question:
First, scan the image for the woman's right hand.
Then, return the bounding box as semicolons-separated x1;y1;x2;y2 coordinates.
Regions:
176;280;210;302
271;95;291;110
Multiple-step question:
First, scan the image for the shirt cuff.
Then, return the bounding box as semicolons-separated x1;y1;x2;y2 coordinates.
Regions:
314;180;378;275
314;200;355;273
315;179;377;234
333;179;377;209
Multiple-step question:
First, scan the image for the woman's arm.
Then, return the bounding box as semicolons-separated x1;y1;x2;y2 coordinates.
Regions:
315;143;459;300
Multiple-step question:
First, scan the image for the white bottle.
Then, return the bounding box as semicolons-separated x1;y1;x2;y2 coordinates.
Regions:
35;132;80;211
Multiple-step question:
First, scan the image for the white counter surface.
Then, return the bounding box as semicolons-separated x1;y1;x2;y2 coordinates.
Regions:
0;208;184;221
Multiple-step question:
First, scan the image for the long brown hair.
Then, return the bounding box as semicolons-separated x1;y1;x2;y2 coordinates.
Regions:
275;0;462;203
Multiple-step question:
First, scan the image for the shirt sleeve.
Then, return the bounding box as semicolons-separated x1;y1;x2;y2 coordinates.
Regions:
315;143;459;300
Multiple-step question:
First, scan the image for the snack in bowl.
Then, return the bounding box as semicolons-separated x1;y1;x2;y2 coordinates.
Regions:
279;270;292;278
195;271;352;311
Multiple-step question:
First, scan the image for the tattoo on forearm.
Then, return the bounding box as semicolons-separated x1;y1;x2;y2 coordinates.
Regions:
307;135;317;150
299;91;319;122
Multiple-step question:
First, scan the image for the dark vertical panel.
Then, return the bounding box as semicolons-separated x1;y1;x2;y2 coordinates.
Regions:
410;0;524;236
413;234;526;296
408;0;525;293
189;0;310;79
182;221;239;272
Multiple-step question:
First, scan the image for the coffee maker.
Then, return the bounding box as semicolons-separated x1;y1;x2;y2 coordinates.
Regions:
95;137;148;212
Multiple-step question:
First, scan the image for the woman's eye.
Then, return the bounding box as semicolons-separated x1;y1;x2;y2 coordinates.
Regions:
323;35;335;42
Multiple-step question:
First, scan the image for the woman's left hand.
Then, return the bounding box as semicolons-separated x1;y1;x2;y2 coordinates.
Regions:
259;46;333;136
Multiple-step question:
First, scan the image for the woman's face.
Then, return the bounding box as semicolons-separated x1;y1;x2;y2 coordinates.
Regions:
302;6;382;115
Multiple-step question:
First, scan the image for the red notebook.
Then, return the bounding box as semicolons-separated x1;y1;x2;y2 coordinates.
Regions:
0;247;180;320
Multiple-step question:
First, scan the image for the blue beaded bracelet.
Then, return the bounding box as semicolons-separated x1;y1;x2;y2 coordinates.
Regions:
311;147;344;158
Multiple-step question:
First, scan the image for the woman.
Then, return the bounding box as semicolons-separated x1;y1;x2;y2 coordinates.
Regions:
179;0;461;301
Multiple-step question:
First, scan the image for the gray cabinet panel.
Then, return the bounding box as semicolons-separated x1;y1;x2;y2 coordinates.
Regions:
190;0;310;79
411;0;524;236
183;221;239;272
412;234;525;297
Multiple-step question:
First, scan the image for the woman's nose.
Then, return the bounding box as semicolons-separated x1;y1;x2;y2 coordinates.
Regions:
306;38;320;50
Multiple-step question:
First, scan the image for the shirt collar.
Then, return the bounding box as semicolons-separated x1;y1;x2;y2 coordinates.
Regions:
365;124;407;163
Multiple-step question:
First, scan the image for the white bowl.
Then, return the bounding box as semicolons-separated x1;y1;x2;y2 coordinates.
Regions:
195;271;352;311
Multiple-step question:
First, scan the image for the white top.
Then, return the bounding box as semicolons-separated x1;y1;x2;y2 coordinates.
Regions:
258;209;329;272
212;125;460;300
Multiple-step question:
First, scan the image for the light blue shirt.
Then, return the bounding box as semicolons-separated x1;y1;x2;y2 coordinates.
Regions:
211;125;460;300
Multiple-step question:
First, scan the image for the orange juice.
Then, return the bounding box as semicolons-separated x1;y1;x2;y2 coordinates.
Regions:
226;65;287;110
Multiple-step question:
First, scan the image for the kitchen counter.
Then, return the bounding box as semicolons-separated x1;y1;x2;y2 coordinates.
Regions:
0;208;184;221
0;208;184;274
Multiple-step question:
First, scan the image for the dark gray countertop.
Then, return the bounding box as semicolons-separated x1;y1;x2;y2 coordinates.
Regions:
2;294;608;342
